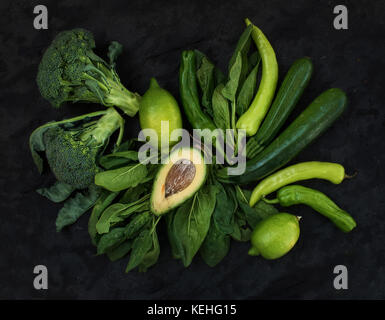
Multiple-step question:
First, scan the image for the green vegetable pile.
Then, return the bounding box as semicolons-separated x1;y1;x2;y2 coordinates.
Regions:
36;29;140;116
30;19;357;273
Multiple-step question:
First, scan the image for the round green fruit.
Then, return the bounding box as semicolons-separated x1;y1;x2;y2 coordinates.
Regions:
248;213;300;259
139;78;183;150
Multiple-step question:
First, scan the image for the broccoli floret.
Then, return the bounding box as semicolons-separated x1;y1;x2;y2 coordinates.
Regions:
30;108;124;189
43;127;99;189
36;29;140;116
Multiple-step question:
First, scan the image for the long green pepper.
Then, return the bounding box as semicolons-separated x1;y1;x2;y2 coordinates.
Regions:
264;185;356;232
249;161;347;206
236;18;278;136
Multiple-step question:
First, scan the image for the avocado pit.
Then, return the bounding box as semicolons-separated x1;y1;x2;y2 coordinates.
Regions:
165;159;196;197
150;147;207;215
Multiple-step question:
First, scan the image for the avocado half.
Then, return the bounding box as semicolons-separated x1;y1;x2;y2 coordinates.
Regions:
150;147;207;215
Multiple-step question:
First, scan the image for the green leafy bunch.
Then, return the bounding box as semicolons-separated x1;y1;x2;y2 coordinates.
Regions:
36;28;140;116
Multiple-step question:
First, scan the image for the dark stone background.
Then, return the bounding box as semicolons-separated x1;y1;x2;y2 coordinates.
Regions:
0;0;384;299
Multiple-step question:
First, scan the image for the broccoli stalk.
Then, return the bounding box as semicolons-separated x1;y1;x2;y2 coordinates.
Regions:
36;29;140;116
30;108;124;189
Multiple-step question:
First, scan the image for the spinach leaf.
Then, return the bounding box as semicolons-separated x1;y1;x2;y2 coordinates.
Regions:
212;83;231;130
29;124;52;174
112;139;135;153
125;228;153;273
237;61;260;117
96;195;149;234
140;164;160;184
235;187;278;229
230;210;251;242
212;183;236;235
138;230;160;272
235;187;258;229
99;158;133;171
97;227;126;255
88;189;120;245
172;185;218;267
254;200;280;221
221;25;253;104
119;184;148;204
231;221;252;242
165;210;183;260
248;51;261;71
200;220;230;267
194;49;206;69
197;56;216;117
37;181;75;203
194;49;227;117
106;240;133;262
124;211;152;239
98;151;138;170
55;185;100;232
230;203;252;242
228;25;253;93
222;52;242;103
95;163;148;192
96;203;132;234
229;25;252;67
214;68;226;86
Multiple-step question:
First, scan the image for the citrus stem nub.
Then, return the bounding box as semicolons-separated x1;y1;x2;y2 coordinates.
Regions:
248;247;260;256
149;77;160;89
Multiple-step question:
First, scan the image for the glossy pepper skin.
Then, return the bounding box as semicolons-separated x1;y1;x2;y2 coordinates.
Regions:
236;18;278;136
249;161;346;207
246;57;313;158
217;88;348;185
179;50;217;131
265;185;356;232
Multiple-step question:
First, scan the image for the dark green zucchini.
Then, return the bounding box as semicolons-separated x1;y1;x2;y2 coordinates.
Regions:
217;88;347;184
247;57;313;158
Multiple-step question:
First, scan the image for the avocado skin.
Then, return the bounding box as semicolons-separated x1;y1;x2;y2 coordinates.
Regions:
150;147;207;215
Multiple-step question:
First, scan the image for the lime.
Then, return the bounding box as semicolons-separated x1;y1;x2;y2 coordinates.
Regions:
139;78;183;149
248;213;300;259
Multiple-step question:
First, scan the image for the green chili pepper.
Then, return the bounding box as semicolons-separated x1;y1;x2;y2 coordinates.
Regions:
249;161;349;207
236;18;278;136
264;185;356;232
179;50;217;131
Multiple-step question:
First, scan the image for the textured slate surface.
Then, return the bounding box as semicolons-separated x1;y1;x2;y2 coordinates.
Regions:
0;0;384;299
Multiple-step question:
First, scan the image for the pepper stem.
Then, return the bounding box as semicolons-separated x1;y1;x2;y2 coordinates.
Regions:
345;171;358;179
262;197;279;204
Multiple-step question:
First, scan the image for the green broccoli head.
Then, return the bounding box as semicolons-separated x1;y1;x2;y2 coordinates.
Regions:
30;108;124;190
36;29;96;107
36;29;140;116
43;127;99;189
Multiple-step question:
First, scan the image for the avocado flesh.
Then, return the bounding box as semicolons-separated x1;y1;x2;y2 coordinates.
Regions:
151;148;206;215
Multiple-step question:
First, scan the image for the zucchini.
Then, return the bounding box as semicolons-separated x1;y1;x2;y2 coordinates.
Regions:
217;88;347;184
247;57;313;158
